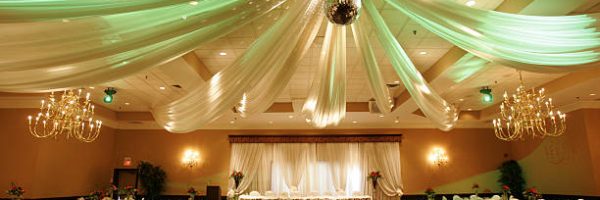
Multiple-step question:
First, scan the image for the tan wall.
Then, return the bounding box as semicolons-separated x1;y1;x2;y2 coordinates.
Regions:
0;109;116;199
509;109;600;196
113;128;510;195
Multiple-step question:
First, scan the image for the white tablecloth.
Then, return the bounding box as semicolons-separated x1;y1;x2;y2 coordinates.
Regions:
239;195;372;200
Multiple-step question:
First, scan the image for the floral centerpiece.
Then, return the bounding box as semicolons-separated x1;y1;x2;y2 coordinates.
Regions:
6;182;25;200
104;185;117;199
118;186;136;200
472;183;480;196
523;187;541;200
501;185;511;200
187;187;198;200
367;171;382;189
88;190;105;200
424;187;435;200
230;171;244;189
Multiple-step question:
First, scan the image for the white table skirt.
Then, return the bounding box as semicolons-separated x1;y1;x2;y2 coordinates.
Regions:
239;195;372;200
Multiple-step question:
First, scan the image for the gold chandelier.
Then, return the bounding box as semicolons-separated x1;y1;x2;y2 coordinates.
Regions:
492;71;566;141
27;89;102;142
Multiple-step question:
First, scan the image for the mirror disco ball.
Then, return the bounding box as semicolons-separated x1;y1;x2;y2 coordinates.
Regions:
325;0;361;25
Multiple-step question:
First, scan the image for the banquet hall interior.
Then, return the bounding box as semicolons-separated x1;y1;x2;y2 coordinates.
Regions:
1;0;600;200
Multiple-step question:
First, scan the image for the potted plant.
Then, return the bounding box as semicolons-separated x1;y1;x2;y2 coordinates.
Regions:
6;182;25;200
424;187;435;200
523;187;542;200
187;187;198;200
230;171;244;189
472;183;480;196
367;171;382;189
498;160;525;199
138;161;166;200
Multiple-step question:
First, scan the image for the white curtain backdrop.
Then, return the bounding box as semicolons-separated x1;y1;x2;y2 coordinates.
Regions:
229;142;403;199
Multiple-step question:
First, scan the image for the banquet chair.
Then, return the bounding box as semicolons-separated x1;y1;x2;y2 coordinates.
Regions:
249;191;261;196
264;191;275;197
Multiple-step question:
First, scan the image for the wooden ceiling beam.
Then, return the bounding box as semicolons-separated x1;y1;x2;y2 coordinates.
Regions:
182;52;213;81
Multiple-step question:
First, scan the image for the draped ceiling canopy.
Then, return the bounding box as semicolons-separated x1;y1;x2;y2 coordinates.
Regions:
1;0;598;133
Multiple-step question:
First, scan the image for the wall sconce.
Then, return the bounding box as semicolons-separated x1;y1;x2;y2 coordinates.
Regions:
182;149;200;169
428;147;449;167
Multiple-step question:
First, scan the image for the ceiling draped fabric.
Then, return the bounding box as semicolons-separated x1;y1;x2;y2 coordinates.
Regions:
152;0;322;133
386;0;600;73
351;22;394;114
0;0;190;22
363;0;458;131
303;22;348;128
0;0;286;91
0;0;598;132
242;5;324;116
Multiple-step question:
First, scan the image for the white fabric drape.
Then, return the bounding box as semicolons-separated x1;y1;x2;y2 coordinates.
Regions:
229;143;265;194
229;142;403;198
363;0;459;131
385;0;600;72
152;0;322;133
0;0;287;92
303;23;348;128
351;21;394;114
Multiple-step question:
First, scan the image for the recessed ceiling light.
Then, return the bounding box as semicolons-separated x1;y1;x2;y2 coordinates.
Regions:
219;52;227;56
378;114;385;118
159;86;166;90
288;115;294;119
590;93;597;96
466;0;476;7
352;120;358;124
124;102;130;106
419;51;428;55
89;86;95;89
189;1;198;5
458;98;464;101
229;120;235;124
467;108;473;111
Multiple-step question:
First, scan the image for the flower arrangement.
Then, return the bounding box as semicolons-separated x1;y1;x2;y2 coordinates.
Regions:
88;190;105;200
501;185;511;200
472;183;480;196
187;187;198;197
119;185;136;198
6;182;25;199
523;187;542;200
104;185;117;198
367;171;382;189
424;187;435;200
230;171;244;189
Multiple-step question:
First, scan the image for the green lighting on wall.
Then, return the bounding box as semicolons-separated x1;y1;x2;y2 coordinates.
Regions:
480;87;493;103
103;87;117;104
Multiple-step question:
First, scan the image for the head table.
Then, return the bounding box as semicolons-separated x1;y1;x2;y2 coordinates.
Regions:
238;195;372;200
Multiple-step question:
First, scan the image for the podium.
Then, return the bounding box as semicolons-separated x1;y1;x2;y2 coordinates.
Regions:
206;186;221;200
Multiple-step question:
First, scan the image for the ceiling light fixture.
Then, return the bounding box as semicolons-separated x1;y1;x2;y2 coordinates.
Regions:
27;89;102;142
352;120;358;124
465;0;476;7
124;102;130;106
480;86;493;103
219;52;227;56
394;116;400;124
159;86;166;90
288;115;294;119
493;71;566;141
590;93;597;96
103;87;117;104
419;51;428;55
189;1;198;6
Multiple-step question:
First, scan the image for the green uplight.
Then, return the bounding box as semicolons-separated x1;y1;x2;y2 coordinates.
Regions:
480;87;493;103
103;88;117;104
103;95;113;103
